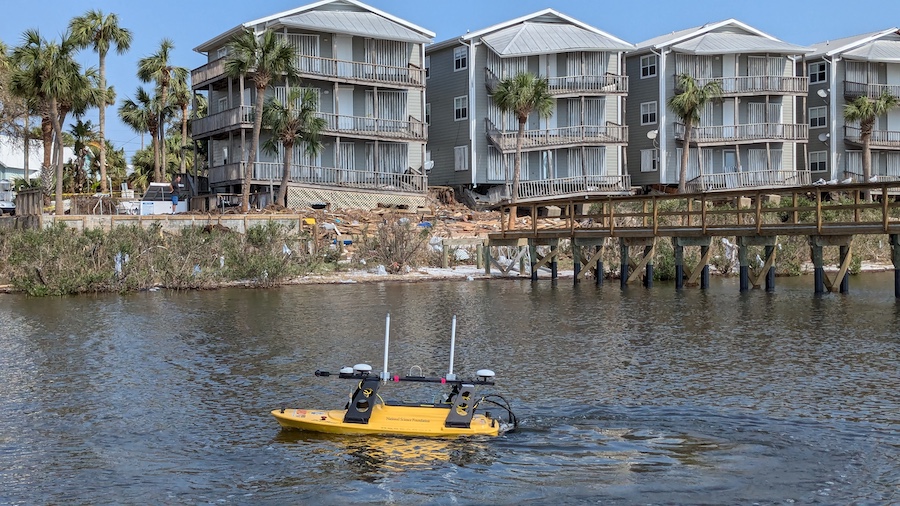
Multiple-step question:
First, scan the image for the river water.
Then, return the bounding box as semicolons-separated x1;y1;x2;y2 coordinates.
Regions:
1;274;898;505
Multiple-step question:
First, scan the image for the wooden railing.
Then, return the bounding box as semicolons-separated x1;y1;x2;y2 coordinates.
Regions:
674;122;808;144
843;81;900;100
686;76;808;96
318;112;426;140
251;162;427;193
494;181;900;238
686;169;812;192
484;68;628;95
844;126;900;149
191;58;227;87
510;174;632;201
485;118;627;152
191;106;254;137
293;55;425;88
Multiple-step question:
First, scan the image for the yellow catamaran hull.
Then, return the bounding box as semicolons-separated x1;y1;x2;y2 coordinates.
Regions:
271;404;501;437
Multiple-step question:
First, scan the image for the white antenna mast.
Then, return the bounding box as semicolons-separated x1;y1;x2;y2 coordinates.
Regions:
447;315;457;381
381;313;390;381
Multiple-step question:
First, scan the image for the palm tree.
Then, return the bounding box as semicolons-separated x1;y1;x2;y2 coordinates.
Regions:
261;87;326;206
225;29;298;212
69;118;97;193
11;29;82;214
137;39;187;179
668;73;722;193
169;73;192;175
491;72;553;230
119;87;162;182
69;10;132;194
844;90;899;201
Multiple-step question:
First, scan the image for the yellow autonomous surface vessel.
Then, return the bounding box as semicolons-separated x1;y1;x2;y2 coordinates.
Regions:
272;315;516;437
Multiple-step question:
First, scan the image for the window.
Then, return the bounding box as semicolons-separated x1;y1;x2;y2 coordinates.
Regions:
454;145;469;171
454;96;468;121
425;103;431;125
809;106;827;128
640;101;657;125
640;54;657;78
424;56;430;79
453;46;468;71
809;61;826;84
810;151;827;172
640;149;659;172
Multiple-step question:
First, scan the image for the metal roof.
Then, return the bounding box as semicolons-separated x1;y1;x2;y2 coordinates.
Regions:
481;21;633;57
671;32;812;55
279;10;432;43
806;29;900;60
842;39;900;63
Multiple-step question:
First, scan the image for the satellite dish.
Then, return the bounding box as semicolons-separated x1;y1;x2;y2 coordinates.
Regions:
424;160;434;171
816;89;828;99
817;132;830;142
646;129;658;140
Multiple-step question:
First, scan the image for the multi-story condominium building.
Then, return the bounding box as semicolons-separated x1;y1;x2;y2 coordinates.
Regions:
626;19;812;193
425;10;633;204
802;28;900;183
190;0;434;209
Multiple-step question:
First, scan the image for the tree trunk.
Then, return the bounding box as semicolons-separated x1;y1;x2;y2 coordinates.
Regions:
679;122;692;193
151;128;161;183
180;103;188;174
49;98;65;215
41;116;53;198
243;84;265;213
99;51;108;193
277;141;292;206
508;117;526;230
160;78;168;179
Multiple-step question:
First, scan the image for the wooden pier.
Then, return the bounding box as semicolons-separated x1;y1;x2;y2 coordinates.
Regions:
485;181;900;297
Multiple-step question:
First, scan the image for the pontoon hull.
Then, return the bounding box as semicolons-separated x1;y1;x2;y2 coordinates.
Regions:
271;404;501;437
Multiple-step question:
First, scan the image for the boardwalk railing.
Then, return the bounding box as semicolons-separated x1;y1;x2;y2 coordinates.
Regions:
493;181;900;238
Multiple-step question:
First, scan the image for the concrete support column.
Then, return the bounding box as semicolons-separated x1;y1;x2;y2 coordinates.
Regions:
700;245;710;290
892;234;900;298
573;244;581;285
765;244;776;293
529;240;538;282
739;243;750;292
811;243;825;294
596;244;604;287
674;242;685;291
839;245;850;294
620;238;629;290
550;239;559;280
644;244;654;288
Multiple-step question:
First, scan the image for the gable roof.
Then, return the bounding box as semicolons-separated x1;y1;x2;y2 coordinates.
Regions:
806;28;900;61
634;18;808;55
194;0;433;53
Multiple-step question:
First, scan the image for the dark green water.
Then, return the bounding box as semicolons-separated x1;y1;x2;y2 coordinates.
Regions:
1;274;898;504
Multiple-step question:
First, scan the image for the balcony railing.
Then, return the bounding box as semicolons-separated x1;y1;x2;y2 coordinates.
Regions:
484;68;627;95
686;169;812;192
293;55;425;88
191;58;227;87
318;112;426;141
843;81;900;100
509;174;632;201
485;118;627;153
191;106;254;138
208;162;427;193
484;68;628;96
674;122;808;144
252;162;427;193
684;76;808;96
844;126;900;149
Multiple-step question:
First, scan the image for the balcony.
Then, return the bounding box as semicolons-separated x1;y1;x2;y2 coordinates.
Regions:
208;162;427;194
191;58;226;88
485;119;627;154
844;126;900;150
293;55;424;89
485;68;627;96
509;174;632;202
843;81;900;100
318;113;426;141
674;123;808;145
686;169;812;192
681;76;808;96
191;106;254;138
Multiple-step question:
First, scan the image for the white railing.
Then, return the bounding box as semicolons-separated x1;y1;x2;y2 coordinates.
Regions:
251;162;427;193
485;118;627;152
674;122;808;143
843;81;900;100
294;55;425;88
508;174;632;201
191;106;254;137
689;76;808;95
484;68;627;95
318;112;426;140
844;126;900;148
686;169;812;192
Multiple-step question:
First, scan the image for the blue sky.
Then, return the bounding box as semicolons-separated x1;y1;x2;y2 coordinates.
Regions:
2;0;895;162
